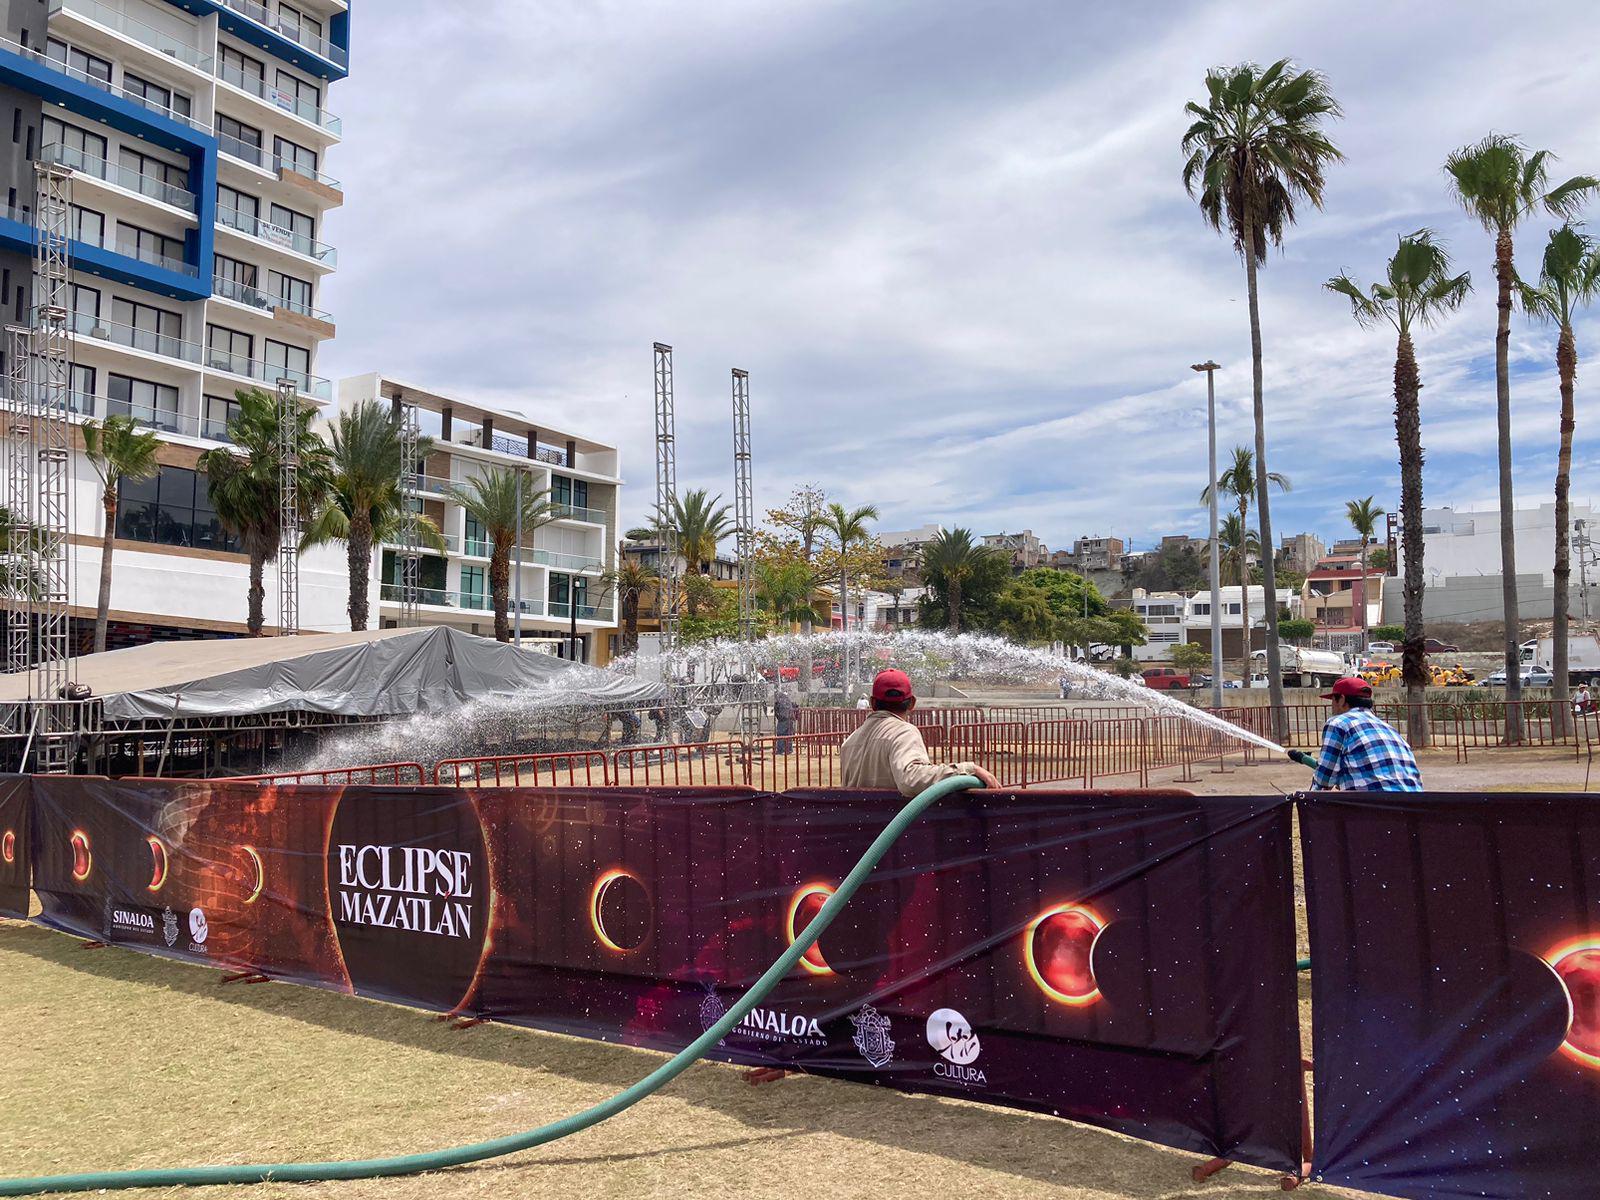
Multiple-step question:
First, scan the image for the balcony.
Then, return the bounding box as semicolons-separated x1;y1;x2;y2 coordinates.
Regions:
552;502;607;525
60;0;214;74
66;308;202;363
215;202;337;266
212;273;334;325
215;60;342;137
202;343;332;401
214;0;349;72
0;32;211;135
216;129;342;193
40;143;195;213
378;584;544;616
457;538;604;573
547;601;614;623
105;397;211;440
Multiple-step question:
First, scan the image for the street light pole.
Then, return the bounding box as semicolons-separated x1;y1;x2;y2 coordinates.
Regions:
1192;360;1223;709
514;468;523;647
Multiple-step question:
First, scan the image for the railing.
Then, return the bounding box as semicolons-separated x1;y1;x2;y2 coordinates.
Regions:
552;502;607;524
0;32;210;134
215;60;342;135
203;345;333;401
377;584;544;615
216;129;342;192
106;398;204;439
434;751;609;788
456;538;602;573
232;762;426;787
61;0;214;72
213;0;349;71
215;203;338;266
547;601;614;622
66;308;202;362
39;143;195;212
480;431;568;464
212;273;334;324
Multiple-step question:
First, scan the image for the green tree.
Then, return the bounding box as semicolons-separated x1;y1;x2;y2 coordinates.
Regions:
82;415;160;653
1183;58;1342;736
679;584;744;645
1344;496;1385;649
1201;446;1290;654
1279;618;1315;643
919;528;1006;633
1445;135;1597;738
1519;224;1600;731
1372;624;1406;644
444;469;560;642
199;389;333;636
754;558;819;631
1327;228;1472;743
759;485;830;692
1134;540;1206;592
599;551;654;656
1368;546;1391;572
821;501;880;637
1204;512;1260;587
1171;642;1212;674
301;400;444;631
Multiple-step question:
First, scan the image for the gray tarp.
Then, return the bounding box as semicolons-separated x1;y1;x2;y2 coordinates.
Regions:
12;626;664;722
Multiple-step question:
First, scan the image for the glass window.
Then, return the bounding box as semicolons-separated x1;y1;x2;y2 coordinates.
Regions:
264;339;310;384
117;223;184;268
268;270;312;314
70;205;104;245
464;514;488;557
203;394;240;442
268;203;313;242
123;73;192;121
42;115;107;162
207;324;254;374
111;298;182;355
107;374;180;434
272;135;317;178
70;283;100;321
218;45;265;88
278;4;323;42
46;39;111;85
215;114;263;165
275;69;320;111
461;566;486;609
217;184;258;223
116;465;239;552
119;148;188;193
70;364;95;416
551;475;572;505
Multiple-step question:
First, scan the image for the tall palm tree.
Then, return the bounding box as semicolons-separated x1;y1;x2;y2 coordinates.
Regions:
444;469;560;643
300;400;442;631
666;489;734;575
1204;512;1260;586
82;415;160;653
755;559;817;632
822;501;879;638
1327;230;1471;746
921;527;997;634
1344;497;1385;650
599;551;653;655
1183;58;1342;737
1519;224;1600;732
1445;135;1597;740
1201;445;1290;665
199;389;333;636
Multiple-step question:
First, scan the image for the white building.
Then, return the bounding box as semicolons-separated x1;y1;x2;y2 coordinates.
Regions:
1127;586;1302;662
879;524;943;578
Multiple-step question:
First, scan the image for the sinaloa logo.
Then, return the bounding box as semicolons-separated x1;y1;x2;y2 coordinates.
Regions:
925;1008;987;1086
696;987;825;1048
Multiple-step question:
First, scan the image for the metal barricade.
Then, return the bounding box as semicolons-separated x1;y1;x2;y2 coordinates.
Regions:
433;751;610;787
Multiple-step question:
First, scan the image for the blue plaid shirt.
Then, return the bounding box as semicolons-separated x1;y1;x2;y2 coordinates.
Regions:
1310;708;1423;792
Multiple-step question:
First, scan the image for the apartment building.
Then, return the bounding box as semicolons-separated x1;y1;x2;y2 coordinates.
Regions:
1053;534;1124;573
982;528;1048;573
878;523;942;579
342;374;621;664
1126;585;1302;662
1279;532;1326;575
0;0;350;646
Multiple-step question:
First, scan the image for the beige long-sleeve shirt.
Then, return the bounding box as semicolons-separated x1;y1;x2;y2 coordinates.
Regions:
839;711;983;797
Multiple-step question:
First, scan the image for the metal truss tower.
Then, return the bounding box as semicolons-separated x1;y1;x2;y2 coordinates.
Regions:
4;326;33;681
731;369;762;743
276;379;301;635
653;343;679;652
395;392;422;627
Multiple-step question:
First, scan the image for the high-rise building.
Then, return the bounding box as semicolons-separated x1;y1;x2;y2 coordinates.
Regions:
0;0;349;646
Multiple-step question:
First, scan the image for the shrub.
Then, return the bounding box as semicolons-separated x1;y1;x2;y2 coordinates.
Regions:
1372;624;1405;643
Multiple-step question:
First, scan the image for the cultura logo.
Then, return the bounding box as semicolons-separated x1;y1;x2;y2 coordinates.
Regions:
850;1005;895;1069
188;906;209;950
926;1008;987;1086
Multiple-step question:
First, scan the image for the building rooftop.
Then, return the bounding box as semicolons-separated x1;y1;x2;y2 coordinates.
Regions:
342;372;618;456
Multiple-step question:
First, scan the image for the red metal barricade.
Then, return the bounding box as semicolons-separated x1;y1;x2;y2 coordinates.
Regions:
231;762;427;787
1025;719;1088;786
606;740;747;787
946;721;1030;787
433;751;610;787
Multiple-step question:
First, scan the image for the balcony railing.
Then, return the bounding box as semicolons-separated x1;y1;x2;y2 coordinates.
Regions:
0;32;210;135
212;273;334;324
547;601;614;622
378;584;544;615
40;143;195;213
457;538;603;573
471;429;569;465
213;0;349;71
61;0;214;73
215;203;337;266
66;308;202;362
203;344;332;401
106;398;208;439
215;61;342;136
552;502;606;524
216;129;342;192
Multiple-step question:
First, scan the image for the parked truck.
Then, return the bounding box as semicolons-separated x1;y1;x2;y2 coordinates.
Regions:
1521;636;1600;684
1252;647;1349;688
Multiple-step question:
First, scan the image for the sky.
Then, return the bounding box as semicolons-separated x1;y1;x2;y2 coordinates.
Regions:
318;0;1600;558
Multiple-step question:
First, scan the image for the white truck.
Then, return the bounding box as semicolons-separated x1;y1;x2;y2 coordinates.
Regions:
1522;636;1600;684
1252;647;1349;688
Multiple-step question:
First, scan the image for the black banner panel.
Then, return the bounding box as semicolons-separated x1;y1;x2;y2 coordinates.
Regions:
0;775;28;918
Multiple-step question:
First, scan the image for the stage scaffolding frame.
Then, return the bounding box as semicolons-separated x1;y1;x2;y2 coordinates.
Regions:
653;342;680;652
276;379;301;635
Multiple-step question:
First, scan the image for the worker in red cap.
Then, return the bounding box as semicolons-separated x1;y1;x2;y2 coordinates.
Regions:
840;669;1000;795
1288;677;1422;791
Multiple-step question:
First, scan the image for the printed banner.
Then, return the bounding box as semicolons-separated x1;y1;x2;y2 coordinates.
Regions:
1302;793;1600;1199
28;778;1301;1171
0;775;28;918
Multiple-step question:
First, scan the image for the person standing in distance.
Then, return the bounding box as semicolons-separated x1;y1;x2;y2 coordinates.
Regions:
1288;677;1422;791
841;669;1000;795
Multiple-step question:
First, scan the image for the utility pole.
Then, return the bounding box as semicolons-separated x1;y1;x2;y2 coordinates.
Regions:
1192;361;1223;709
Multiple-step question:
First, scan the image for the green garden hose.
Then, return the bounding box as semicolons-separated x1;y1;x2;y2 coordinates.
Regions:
0;776;982;1198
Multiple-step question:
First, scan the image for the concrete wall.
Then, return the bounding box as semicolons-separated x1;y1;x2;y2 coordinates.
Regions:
1379;572;1591;625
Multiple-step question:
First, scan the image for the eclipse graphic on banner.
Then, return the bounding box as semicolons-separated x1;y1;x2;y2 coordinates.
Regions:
327;789;490;1010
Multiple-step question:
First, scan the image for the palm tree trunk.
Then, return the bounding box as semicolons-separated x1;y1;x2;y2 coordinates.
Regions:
1395;331;1430;748
94;486;117;654
248;551;266;636
1243;221;1288;739
347;509;373;632
1237;496;1250;673
623;593;639;654
949;578;963;635
1552;321;1577;736
1492;225;1524;742
490;545;511;642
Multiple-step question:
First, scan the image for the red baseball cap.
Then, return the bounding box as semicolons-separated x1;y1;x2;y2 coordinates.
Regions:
1322;677;1372;701
871;669;915;703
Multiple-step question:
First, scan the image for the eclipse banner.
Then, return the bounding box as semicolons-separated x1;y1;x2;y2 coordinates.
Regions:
27;777;1302;1171
1302;793;1600;1199
0;775;28;919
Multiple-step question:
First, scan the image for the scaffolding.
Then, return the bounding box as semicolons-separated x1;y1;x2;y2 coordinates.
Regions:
731;368;762;743
4;325;32;681
394;390;421;627
276;379;301;635
653;343;679;653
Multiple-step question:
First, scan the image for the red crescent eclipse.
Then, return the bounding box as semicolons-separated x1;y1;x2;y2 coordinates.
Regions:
1;829;13;864
69;830;91;882
786;883;836;976
1024;902;1107;1007
240;845;264;904
589;868;648;953
1545;937;1600;1070
146;837;168;892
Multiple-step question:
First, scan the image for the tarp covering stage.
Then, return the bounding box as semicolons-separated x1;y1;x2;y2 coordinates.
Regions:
0;626;663;722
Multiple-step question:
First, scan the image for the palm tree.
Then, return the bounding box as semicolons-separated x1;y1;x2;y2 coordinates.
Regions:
822;501;879;638
1445;136;1597;739
755;559;817;632
1519;224;1600;732
599;551;654;655
82;415;160;653
300;401;442;631
1201;445;1290;666
199;389;333;635
1183;58;1342;737
921;528;997;634
1204;513;1260;586
648;489;733;617
1327;230;1471;746
444;469;560;643
1344;497;1386;650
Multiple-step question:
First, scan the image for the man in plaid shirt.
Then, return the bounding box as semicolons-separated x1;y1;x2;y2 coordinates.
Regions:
1288;677;1423;791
